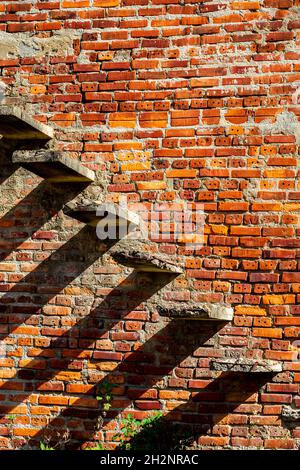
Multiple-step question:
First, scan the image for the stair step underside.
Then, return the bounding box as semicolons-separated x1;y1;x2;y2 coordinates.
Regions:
63;201;140;228
0;106;53;142
157;304;233;321
210;358;283;373
111;243;183;274
12;150;95;183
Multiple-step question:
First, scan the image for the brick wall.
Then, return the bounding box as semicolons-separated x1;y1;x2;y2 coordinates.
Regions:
0;0;299;450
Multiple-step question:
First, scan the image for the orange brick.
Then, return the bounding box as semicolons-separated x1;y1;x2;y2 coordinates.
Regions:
199;437;229;446
253;317;272;327
190;78;219;87
0;369;17;379
284;203;300;212
219;202;249;211
54;371;82;381
50;113;76;122
159;390;190;400
266;350;298;361
235;306;267;316
166;169;197;178
30;85;46;94
263;294;295;305
139;112;168;128
13;326;39;336
94;0;120;6
14;429;37;437
137;182;167;190
121;162;151;171
62;0;90;7
252;328;282;339
109;112;136;128
252;203;282;211
264;169;295;178
114;142;143;150
228;126;244;135
232;1;260;9
39;396;69;405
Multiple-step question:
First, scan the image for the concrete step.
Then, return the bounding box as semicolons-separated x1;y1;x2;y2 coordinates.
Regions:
0;105;53;144
63;201;140;229
210;358;283;373
12;150;95;183
111;239;184;274
157;303;234;321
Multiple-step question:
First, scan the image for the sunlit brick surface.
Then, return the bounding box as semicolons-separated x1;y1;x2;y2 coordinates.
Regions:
0;0;299;450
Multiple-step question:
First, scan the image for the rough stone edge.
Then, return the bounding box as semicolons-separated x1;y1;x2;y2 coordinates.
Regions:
12;149;95;182
64;201;140;227
282;405;300;422
109;237;184;273
157;303;234;321
111;249;184;274
211;358;283;373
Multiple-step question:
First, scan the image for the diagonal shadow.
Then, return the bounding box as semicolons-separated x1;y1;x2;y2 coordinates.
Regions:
0;225;117;342
25;351;273;450
112;372;273;450
0;137;54;185
0;178;89;261
20;318;228;449
0;139;25;184
0;271;178;434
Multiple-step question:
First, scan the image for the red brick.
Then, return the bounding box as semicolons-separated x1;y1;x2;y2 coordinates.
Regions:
0;0;298;452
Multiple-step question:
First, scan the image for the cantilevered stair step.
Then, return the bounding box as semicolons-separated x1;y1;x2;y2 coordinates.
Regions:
157;304;233;321
12;150;95;183
63;201;140;229
0;105;54;142
210;358;283;373
111;239;184;274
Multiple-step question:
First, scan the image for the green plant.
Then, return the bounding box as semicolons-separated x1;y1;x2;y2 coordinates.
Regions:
6;414;16;448
39;429;71;450
85;443;104;451
96;380;113;413
113;413;162;450
40;442;54;451
113;412;192;451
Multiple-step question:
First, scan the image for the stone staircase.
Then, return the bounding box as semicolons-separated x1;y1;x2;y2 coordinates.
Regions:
0;104;283;374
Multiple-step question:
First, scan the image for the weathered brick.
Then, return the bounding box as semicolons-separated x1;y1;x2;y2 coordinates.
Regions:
0;0;298;452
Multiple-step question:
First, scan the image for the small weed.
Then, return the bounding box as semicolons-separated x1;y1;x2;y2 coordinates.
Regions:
113;412;192;451
40;442;54;451
85;443;104;451
96;380;113;413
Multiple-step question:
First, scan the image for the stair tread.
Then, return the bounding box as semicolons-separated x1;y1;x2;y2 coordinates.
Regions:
111;240;183;274
13;149;95;183
0;105;53;141
210;358;283;373
63;201;140;228
157;304;233;321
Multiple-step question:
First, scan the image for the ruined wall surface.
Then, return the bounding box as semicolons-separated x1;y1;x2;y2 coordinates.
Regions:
0;0;299;450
